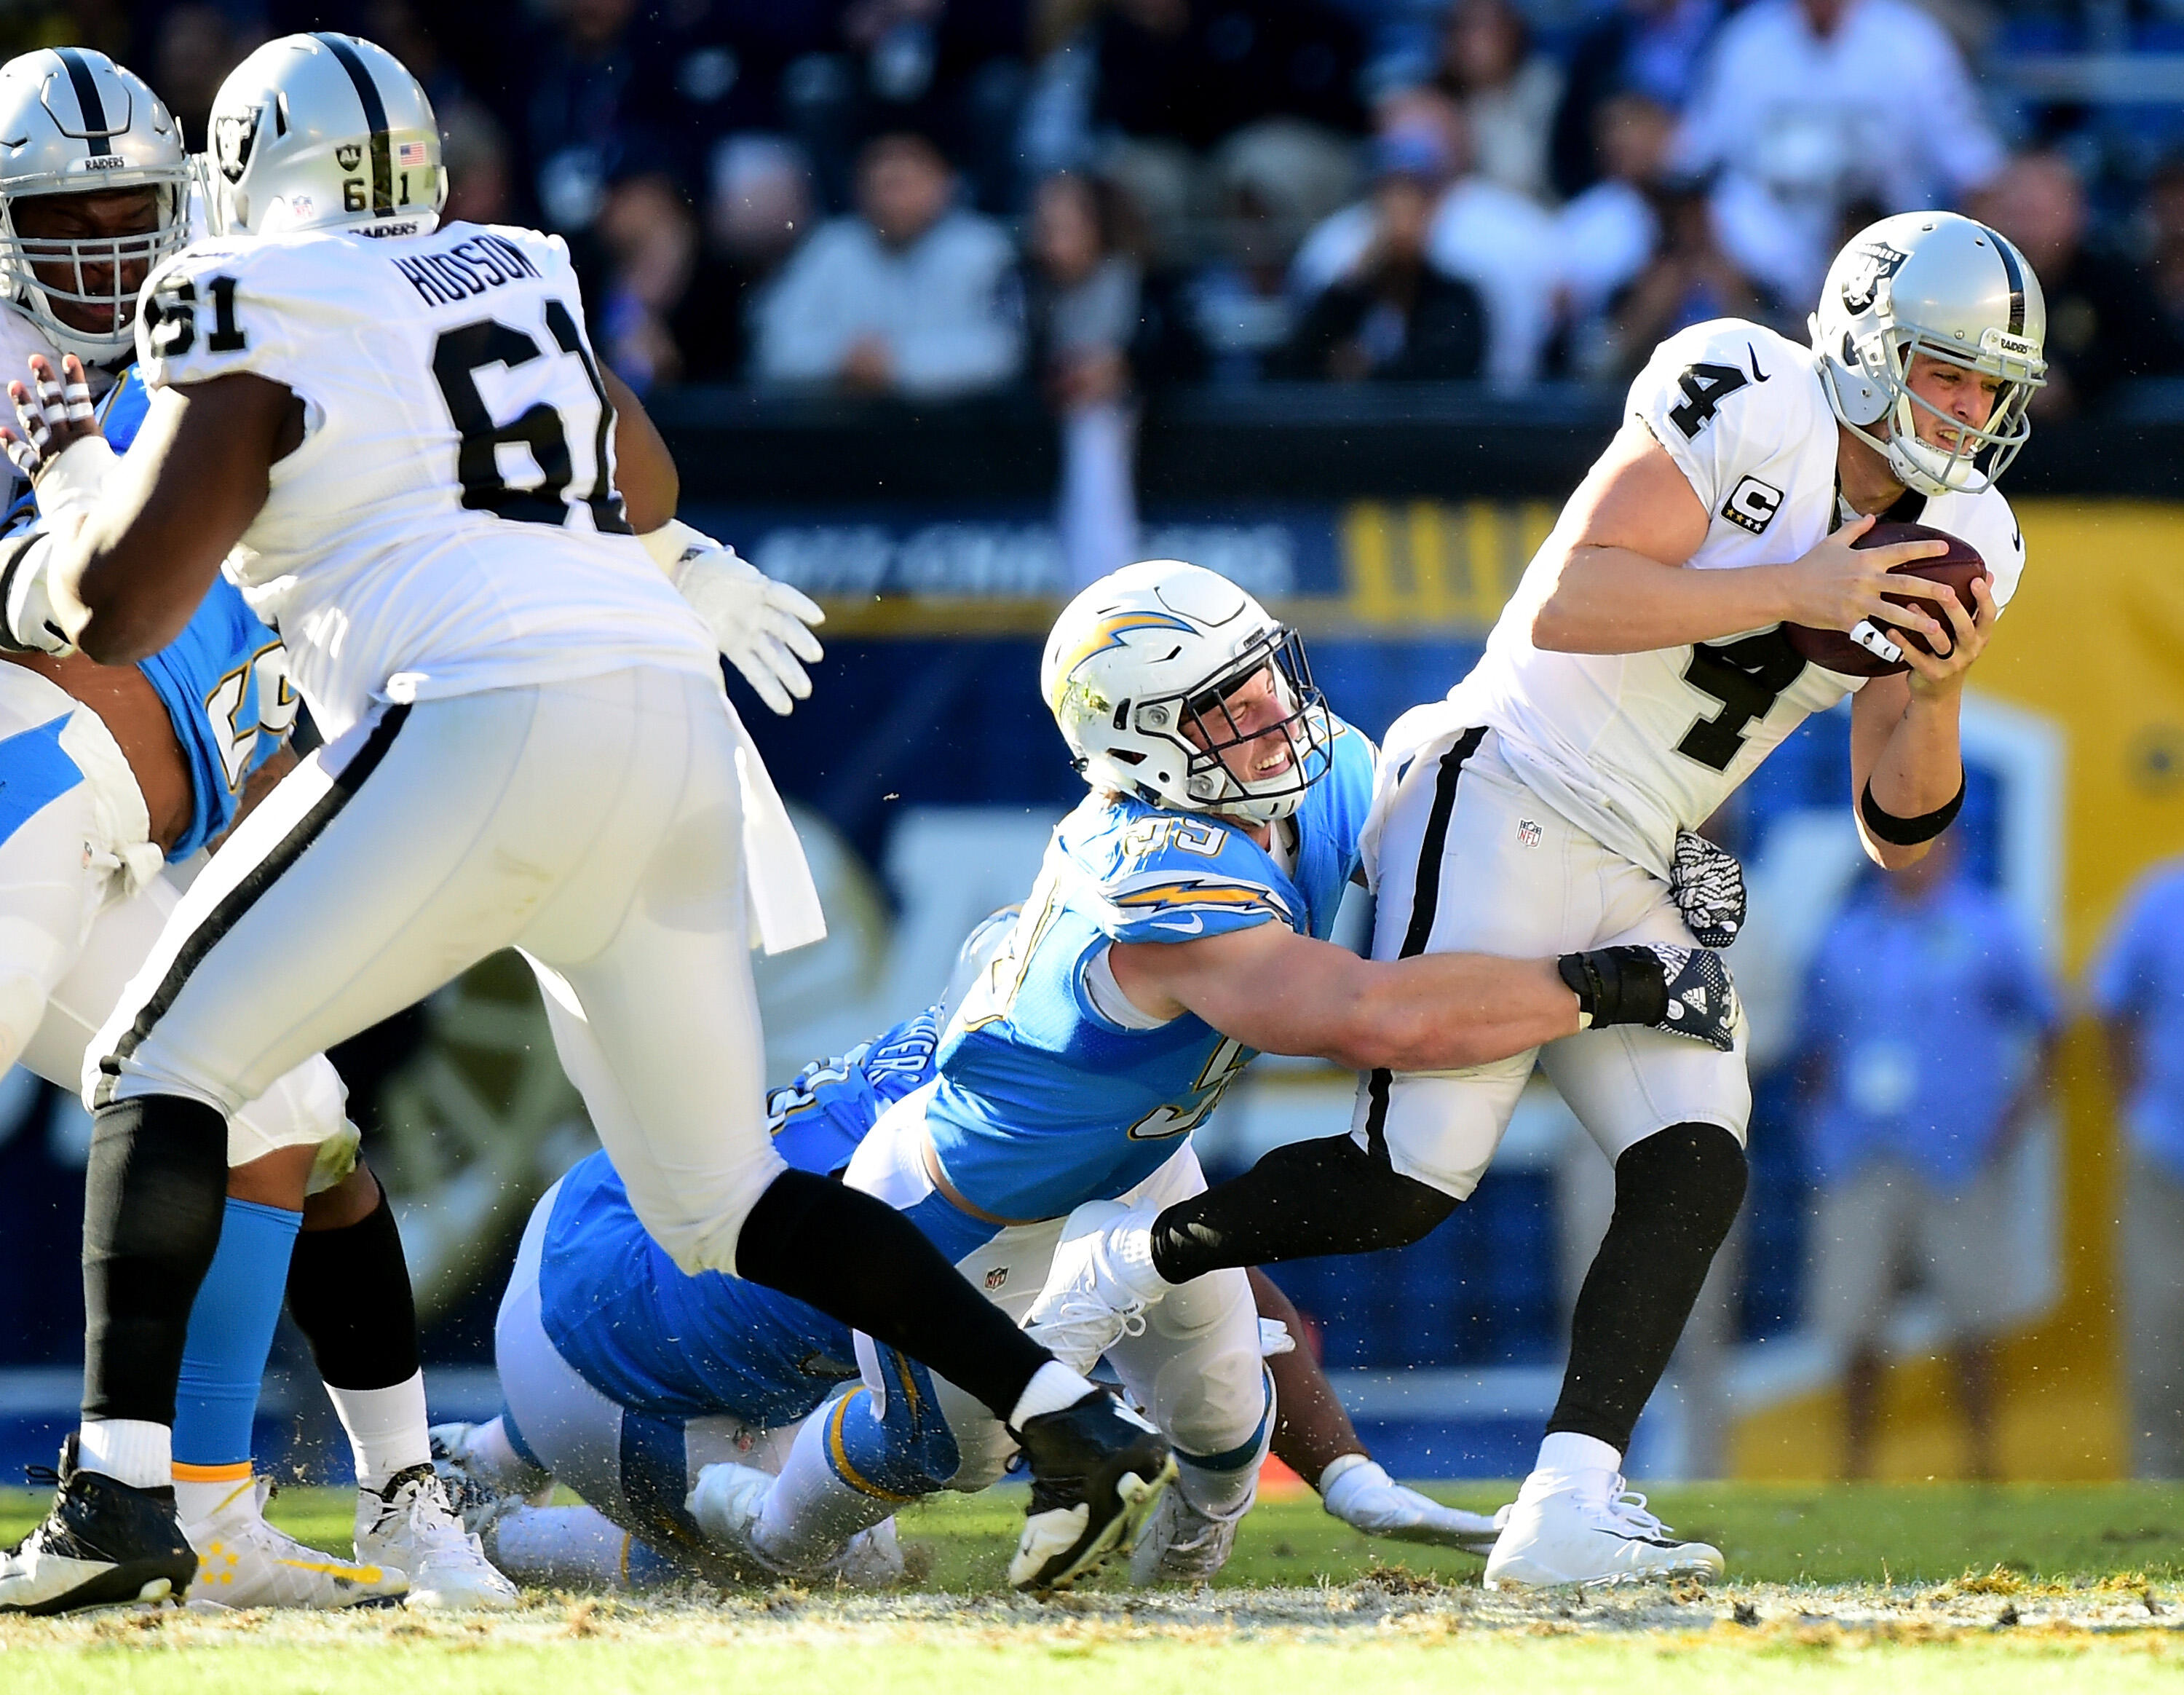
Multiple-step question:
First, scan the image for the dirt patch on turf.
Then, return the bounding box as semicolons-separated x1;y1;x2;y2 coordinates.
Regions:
6;1576;2184;1653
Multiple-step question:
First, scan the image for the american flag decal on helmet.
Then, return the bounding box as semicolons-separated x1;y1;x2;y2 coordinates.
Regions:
396;140;429;169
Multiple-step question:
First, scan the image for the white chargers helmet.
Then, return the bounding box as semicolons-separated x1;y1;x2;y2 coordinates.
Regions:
1041;560;1334;825
203;33;446;240
1811;210;2046;497
0;47;188;364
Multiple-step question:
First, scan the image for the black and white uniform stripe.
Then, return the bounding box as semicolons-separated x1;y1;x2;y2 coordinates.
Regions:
1358;725;1486;1162
314;33;395;219
92;703;411;1105
52;48;112;155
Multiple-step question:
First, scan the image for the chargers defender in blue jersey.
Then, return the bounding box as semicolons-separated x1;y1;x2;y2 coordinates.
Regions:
439;900;1511;1591
431;976;984;1591
616;562;1737;1589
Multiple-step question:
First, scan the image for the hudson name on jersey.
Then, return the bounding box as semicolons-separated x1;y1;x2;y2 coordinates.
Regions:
1431;317;2025;878
133;221;719;740
923;717;1375;1224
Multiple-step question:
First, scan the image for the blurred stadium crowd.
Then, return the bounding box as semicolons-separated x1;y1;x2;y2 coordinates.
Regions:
8;0;2182;408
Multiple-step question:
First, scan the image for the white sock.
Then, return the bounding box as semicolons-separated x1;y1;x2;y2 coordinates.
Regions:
752;1410;897;1570
1107;1216;1168;1303
1008;1360;1097;1429
76;1418;171;1490
1176;1457;1258;1523
174;1463;257;1526
326;1372;432;1491
489;1505;636;1590
464;1416;552;1496
1529;1430;1621;1494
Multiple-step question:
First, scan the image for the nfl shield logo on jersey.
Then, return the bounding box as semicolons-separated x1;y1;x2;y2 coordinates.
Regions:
986;1266;1010;1292
1516;818;1543;848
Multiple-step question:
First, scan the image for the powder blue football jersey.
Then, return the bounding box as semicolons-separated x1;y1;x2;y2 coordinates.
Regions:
58;368;296;859
537;1004;949;1418
922;716;1374;1224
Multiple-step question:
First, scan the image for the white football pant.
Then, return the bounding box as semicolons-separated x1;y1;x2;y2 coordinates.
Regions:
492;1182;796;1528
90;667;786;1274
1355;726;1750;1200
846;1097;1270;1500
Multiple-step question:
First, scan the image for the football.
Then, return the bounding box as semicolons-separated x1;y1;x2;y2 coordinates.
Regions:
1782;521;1990;678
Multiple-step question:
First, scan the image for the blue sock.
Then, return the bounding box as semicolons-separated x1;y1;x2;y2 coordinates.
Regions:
173;1197;304;1472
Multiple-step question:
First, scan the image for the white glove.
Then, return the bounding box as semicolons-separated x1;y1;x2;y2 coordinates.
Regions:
1669;829;1746;949
0;530;74;655
1318;1455;1506;1554
642;518;823;716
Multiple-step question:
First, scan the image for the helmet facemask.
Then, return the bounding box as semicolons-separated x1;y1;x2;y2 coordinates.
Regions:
1843;317;2043;497
0;178;186;363
1144;628;1333;825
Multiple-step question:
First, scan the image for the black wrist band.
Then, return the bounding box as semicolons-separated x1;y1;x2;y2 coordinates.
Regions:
1556;952;1601;1021
1860;773;1966;847
1557;947;1668;1028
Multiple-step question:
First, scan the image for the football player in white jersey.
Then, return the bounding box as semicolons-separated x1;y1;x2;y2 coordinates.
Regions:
0;45;517;1611
1026;210;2046;1588
0;33;1170;1615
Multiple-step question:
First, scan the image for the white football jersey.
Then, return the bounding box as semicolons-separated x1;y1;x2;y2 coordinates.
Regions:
135;221;718;740
1417;317;2026;878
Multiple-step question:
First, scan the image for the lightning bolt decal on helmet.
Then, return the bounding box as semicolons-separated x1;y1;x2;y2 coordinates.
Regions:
1040;561;1334;826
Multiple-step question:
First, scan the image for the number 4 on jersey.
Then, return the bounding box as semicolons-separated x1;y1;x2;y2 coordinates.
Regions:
1666;362;1749;440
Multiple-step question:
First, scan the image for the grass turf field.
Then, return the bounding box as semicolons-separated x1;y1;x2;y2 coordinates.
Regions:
6;1482;2184;1694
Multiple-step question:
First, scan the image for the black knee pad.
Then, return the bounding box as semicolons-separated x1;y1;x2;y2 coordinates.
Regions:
1613;1121;1748;1247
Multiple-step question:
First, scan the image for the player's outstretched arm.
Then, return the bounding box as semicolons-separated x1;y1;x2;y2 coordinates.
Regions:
0;357;291;663
1109;922;1577;1071
1527;424;1953;655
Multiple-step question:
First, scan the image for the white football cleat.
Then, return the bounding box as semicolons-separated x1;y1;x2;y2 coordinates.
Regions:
1320;1458;1505;1555
1483;1471;1723;1590
1022;1200;1164;1374
1128;1486;1240;1587
355;1465;520;1610
684;1462;902;1589
186;1475;408;1610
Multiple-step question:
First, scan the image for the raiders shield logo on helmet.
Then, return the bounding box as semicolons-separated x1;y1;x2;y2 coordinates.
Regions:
1840;242;1911;315
336;141;364;172
212;107;261;183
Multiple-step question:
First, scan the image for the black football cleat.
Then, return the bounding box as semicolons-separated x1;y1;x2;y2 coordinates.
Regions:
0;1435;196;1615
1008;1390;1176;1594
